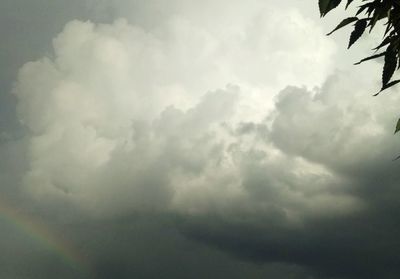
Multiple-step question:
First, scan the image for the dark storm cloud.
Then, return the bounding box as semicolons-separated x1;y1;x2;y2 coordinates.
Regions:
180;209;400;279
0;210;317;279
178;72;400;279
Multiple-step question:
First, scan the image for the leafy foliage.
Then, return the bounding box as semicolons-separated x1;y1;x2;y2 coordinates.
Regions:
321;0;400;94
321;1;400;146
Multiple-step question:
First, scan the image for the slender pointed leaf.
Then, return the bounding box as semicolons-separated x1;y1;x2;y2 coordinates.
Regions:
374;79;400;96
397;52;400;69
327;17;359;35
354;52;386;65
348;19;367;48
382;47;397;86
395;118;400;134
356;3;370;16
346;0;354;9
369;6;382;32
383;22;392;37
319;0;342;16
373;36;392;51
366;4;376;17
392;154;400;161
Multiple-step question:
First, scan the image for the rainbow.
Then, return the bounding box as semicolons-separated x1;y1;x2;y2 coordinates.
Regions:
0;197;92;275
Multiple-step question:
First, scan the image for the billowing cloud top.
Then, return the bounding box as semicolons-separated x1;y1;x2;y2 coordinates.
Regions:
14;11;336;214
3;1;400;278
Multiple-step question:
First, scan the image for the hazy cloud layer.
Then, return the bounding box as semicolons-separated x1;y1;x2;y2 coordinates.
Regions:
2;1;400;278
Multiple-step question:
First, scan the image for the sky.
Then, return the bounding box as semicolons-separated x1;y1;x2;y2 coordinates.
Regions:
1;1;400;278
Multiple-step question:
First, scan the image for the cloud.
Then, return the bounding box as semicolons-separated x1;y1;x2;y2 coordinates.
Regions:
11;4;400;278
181;69;400;278
13;12;334;214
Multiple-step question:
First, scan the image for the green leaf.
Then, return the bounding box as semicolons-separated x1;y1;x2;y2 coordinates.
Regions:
373;36;393;51
395;118;400;134
356;3;371;16
327;17;358;35
382;47;397;86
383;22;393;38
345;0;354;9
366;3;377;17
369;7;381;32
319;0;342;16
348;19;367;49
354;52;386;65
368;2;391;32
373;79;400;96
397;51;400;69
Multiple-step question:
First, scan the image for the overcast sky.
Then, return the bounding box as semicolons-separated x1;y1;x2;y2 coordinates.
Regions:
1;1;400;279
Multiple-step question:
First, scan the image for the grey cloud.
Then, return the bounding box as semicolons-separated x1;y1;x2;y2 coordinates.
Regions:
179;71;400;279
12;15;335;216
3;1;400;279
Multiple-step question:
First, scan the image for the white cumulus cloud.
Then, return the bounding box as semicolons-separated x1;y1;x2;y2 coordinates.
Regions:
12;10;350;220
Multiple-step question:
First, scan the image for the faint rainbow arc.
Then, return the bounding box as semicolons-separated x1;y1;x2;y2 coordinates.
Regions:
0;198;92;275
